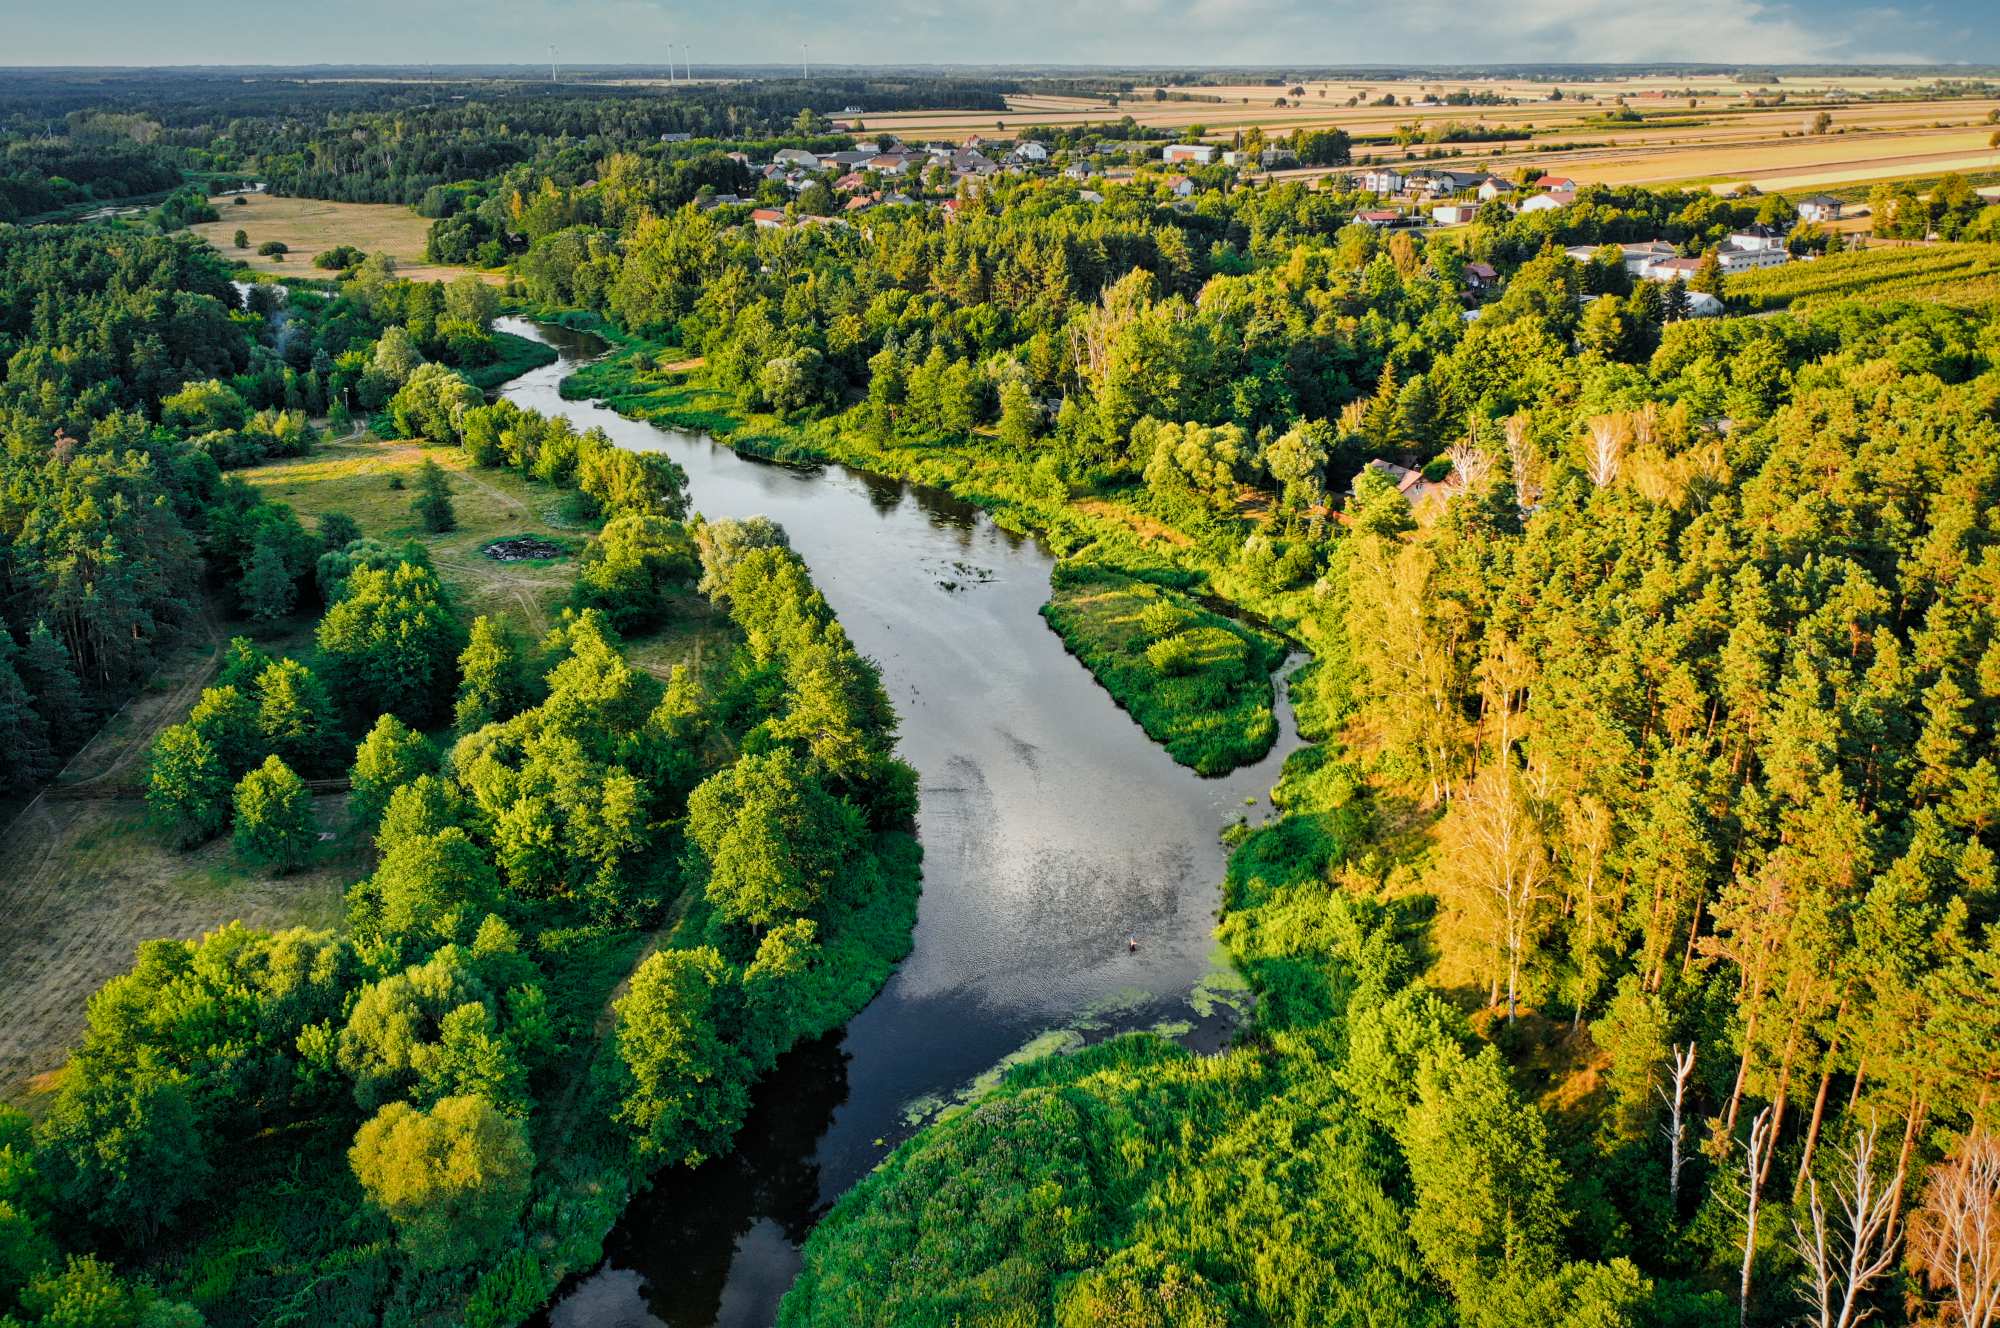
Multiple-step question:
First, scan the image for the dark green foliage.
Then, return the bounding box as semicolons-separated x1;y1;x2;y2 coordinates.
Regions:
411;459;456;533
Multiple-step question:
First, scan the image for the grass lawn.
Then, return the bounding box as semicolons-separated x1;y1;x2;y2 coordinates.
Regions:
1041;563;1287;776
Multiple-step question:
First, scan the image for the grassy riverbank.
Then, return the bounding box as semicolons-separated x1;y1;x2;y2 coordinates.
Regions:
550;326;1309;775
1042;564;1286;776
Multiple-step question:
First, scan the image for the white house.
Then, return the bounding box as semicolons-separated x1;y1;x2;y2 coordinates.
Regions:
1717;246;1790;274
772;148;820;169
1356;166;1404;195
1728;223;1787;253
1014;141;1049;162
1797;194;1845;223
1565;240;1679;275
1476;176;1515;201
1162;143;1218;165
1518;188;1574;214
1164;175;1198;198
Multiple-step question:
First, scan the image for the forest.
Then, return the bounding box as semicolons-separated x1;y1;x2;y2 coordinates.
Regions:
2;70;2000;1328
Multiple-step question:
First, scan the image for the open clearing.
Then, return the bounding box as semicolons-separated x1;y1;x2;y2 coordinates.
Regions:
237;435;734;676
188;192;486;282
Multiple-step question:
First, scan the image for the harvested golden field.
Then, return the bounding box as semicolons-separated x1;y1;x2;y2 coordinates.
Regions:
861;74;2000;200
188;192;492;282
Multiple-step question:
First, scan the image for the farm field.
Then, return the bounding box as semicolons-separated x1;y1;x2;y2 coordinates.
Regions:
857;75;2000;198
1726;241;2000;312
188;192;487;282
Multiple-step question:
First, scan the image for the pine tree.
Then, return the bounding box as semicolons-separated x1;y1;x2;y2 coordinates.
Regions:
20;620;88;754
0;639;53;793
412;460;456;533
243;533;298;623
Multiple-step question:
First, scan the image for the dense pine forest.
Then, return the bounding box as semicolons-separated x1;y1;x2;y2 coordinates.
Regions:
2;71;2000;1328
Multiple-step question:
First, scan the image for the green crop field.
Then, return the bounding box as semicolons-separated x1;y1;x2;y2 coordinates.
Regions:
1728;242;2000;312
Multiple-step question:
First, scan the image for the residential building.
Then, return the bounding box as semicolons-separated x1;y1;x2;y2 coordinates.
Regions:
1360;458;1441;507
1797;194;1845;223
1014;141;1048;161
1162;143;1219;165
1518;188;1574;214
1164;175;1197;198
1356;166;1404;195
1463;261;1498;293
749;208;787;229
1355;208;1404;227
1476;176;1515;201
772;148;820;169
1716;246;1789;274
1728;223;1787;253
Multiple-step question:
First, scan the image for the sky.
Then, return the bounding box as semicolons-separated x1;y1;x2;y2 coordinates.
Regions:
6;0;1996;68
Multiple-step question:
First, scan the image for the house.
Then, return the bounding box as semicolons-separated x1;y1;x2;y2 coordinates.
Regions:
1013;141;1048;162
1164;175;1198;198
1360;458;1441;507
1463;260;1498;293
724;151;751;166
1797;193;1845;223
772;148;820;169
1565;240;1677;275
1431;203;1478;225
821;149;876;169
749;208;787;229
659;132;693;143
1406;168;1484;198
1063;161;1097;181
1356;166;1404;195
868;153;915;176
843;194;879;215
1079;189;1104;204
1535;176;1577;192
1518;188;1574;214
1476;176;1515;201
1356;208;1404;227
1717;245;1789;274
953;148;1000;176
1640;255;1705;282
1728;223;1787;253
695;193;744;211
834;171;866;191
1260;147;1299;169
1162;143;1219;165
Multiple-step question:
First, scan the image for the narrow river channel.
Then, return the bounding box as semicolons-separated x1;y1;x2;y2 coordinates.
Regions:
497;319;1304;1328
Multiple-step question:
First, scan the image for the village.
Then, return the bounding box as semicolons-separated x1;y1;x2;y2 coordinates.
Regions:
706;129;1846;320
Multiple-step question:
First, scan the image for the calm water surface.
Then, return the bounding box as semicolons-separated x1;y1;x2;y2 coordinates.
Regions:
498;319;1302;1328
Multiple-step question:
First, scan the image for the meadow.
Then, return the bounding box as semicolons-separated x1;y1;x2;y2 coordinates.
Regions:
188;192;490;282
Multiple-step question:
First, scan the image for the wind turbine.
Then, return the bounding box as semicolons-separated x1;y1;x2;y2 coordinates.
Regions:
548;45;557;84
801;42;808;79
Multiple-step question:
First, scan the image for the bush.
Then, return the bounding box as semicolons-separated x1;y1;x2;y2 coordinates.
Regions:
256;240;289;257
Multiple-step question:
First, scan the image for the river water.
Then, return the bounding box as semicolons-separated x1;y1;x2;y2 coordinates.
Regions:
497;319;1302;1328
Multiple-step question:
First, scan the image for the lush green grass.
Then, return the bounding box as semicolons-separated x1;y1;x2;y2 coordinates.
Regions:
1041;562;1287;776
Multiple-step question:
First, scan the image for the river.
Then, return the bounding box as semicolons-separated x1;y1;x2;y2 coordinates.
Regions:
496;319;1303;1328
